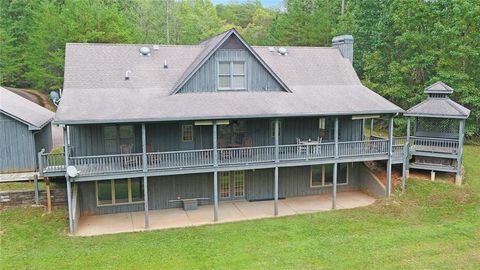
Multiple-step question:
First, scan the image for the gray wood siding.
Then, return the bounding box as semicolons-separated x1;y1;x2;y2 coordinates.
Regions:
178;49;283;93
0;113;36;173
69;117;363;156
34;123;53;154
78;163;366;216
70;124;142;156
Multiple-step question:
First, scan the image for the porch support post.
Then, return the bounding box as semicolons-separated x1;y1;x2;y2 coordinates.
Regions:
455;119;465;185
213;121;219;221
370;118;374;139
332;117;339;210
274;119;279;216
402;117;411;192
63;126;73;234
386;116;394;197
141;124;149;228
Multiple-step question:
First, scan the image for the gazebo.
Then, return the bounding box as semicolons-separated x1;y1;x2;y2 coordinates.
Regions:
404;81;470;184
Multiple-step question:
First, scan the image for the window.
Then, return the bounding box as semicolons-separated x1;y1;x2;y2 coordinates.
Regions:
103;125;135;154
218;61;246;90
319;118;326;130
181;124;193;142
311;163;349;187
271;120;281;137
96;178;144;206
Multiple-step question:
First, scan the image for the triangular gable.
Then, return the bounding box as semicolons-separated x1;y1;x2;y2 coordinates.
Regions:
171;29;290;94
424;81;454;94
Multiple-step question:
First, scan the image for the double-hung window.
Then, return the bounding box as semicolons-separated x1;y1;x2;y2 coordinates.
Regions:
97;178;144;206
218;61;246;90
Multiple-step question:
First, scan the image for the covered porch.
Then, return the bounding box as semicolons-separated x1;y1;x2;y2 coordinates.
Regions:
76;191;375;236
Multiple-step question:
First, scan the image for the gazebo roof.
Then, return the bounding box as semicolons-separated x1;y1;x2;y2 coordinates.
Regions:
405;82;470;119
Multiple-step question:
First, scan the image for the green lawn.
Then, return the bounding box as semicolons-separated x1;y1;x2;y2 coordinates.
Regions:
1;146;479;269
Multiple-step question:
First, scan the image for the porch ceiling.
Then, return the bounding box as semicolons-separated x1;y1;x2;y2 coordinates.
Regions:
75;191;376;236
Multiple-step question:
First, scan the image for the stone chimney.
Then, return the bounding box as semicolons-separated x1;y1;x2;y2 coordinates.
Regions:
332;35;354;64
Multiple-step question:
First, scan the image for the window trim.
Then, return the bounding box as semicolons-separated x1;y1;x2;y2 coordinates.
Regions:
310;163;349;188
217;60;246;91
181;124;194;142
96;178;144;207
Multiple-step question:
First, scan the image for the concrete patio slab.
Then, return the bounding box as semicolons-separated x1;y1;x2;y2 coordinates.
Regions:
76;191;376;236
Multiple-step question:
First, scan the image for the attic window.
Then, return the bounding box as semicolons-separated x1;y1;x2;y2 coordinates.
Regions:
218;61;246;90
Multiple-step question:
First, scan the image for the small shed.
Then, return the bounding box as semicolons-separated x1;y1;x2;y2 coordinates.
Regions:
0;87;54;173
404;81;470;184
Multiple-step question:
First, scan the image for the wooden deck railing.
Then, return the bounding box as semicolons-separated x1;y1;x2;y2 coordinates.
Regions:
39;140;393;177
410;136;459;154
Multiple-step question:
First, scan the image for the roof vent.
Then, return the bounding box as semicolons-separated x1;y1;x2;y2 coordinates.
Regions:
277;47;287;55
153;45;160;51
164;60;168;69
139;46;151;56
125;70;131;80
268;46;275;52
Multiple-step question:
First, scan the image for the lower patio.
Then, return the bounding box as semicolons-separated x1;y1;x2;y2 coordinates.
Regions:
76;191;376;236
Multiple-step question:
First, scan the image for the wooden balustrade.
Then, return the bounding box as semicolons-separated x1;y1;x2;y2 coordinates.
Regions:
410;136;459;154
147;149;214;169
338;140;389;157
39;139;399;177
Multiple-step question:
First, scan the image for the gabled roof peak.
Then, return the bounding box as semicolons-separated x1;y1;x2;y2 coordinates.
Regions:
425;81;454;94
170;28;290;94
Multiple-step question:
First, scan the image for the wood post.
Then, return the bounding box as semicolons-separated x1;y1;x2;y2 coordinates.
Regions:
34;174;39;205
370;118;374;138
402;117;411;192
141;124;149;228
46;177;52;213
143;176;149;228
456;119;465;185
213;121;219;222
332;117;339;209
213;171;218;222
274;119;279;216
386;116;394;197
63;126;73;233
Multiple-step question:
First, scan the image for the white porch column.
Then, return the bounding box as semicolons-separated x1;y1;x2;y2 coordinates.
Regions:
141;124;149;228
455;119;465;185
386;116;394;196
274;119;279;216
213;121;219;221
63;126;73;234
332;117;339;209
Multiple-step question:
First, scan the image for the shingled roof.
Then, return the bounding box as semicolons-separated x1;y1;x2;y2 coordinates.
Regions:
0;87;54;129
55;30;402;124
405;81;470;119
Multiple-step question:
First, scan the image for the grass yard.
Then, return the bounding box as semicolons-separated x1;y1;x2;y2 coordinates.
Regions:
1;146;479;269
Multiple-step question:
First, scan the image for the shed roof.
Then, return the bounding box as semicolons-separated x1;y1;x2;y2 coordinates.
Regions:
0;87;54;129
55;31;403;124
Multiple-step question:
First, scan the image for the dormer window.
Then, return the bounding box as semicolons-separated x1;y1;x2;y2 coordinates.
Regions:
218;61;246;90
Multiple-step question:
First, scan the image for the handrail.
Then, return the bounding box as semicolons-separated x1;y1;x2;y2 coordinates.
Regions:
39;140;393;176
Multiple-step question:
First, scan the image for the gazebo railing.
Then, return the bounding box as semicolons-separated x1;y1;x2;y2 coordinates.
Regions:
410;136;459;154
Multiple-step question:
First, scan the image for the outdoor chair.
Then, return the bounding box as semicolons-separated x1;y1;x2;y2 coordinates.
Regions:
120;144;139;169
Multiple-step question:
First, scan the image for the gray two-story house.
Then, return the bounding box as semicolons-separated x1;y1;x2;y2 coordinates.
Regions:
41;29;405;234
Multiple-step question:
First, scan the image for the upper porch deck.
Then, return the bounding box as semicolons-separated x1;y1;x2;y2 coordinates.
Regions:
40;139;391;180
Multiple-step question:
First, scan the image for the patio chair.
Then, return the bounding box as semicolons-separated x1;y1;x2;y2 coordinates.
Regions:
146;144;159;166
120;144;139;169
218;138;230;159
242;136;253;158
